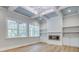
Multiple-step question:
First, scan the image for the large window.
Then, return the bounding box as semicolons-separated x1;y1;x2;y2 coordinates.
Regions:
34;25;40;36
8;19;40;38
29;23;40;37
8;20;17;38
8;20;27;38
19;23;27;37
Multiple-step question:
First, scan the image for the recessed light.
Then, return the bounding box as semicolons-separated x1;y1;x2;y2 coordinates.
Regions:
68;10;71;12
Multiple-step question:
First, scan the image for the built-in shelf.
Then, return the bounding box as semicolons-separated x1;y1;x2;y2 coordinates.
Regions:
63;26;79;34
64;12;79;17
63;26;79;28
64;32;79;34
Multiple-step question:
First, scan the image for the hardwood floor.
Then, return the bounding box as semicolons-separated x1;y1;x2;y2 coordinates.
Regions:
3;42;79;52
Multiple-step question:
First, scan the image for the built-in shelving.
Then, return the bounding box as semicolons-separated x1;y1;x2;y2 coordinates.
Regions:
63;26;79;33
64;12;79;17
63;13;79;47
64;32;79;34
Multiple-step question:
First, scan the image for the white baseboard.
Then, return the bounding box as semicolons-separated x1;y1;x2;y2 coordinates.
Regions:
0;41;40;51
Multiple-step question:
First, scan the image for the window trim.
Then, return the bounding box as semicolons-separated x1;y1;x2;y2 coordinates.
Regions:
7;18;28;38
29;23;40;37
6;17;40;39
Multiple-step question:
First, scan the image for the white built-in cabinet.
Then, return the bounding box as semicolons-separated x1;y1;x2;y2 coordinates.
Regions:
63;14;79;47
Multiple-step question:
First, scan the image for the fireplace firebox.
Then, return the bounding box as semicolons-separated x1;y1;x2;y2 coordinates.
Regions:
49;35;60;40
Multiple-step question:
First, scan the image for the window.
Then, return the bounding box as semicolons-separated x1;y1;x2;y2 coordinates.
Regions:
19;23;27;37
29;24;35;37
34;25;40;36
7;19;40;38
8;20;17;38
8;20;27;38
29;23;40;37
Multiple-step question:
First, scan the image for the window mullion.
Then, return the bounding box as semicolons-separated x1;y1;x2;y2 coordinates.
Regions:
17;23;19;37
27;23;29;37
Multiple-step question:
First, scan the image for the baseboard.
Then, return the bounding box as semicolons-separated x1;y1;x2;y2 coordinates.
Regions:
0;41;40;51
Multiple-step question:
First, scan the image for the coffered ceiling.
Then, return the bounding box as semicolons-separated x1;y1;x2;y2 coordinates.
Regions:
2;6;79;20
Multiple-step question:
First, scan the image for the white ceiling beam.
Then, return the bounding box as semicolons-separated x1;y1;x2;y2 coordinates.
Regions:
31;8;55;18
58;6;69;10
8;6;18;11
42;16;48;20
31;14;40;18
41;9;55;15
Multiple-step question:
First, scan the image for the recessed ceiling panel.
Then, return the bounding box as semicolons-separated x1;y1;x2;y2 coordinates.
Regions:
43;12;58;19
29;6;55;14
62;6;79;16
15;7;35;17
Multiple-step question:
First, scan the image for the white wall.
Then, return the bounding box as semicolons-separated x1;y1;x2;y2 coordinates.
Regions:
40;20;47;42
47;17;62;32
0;7;40;51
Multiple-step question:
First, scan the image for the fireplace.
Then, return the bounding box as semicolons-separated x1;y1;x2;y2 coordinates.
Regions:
49;35;60;40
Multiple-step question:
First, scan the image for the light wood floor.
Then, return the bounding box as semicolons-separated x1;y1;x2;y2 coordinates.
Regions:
3;42;79;52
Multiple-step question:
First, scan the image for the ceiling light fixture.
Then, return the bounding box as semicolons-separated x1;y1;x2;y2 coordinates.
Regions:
68;9;71;12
